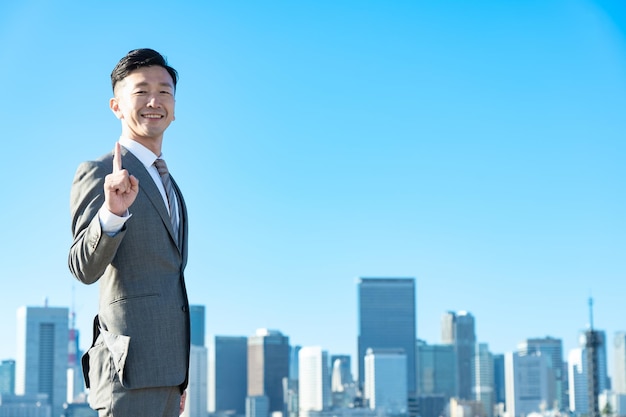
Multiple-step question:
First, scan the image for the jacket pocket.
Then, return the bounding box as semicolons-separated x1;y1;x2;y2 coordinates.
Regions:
85;340;113;410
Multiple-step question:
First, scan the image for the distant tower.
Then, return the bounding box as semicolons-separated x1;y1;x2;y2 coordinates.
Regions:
183;305;208;417
0;360;16;394
209;335;248;416
298;346;330;416
505;351;551;417
331;355;355;408
358;277;416;396
567;302;609;417
189;305;206;347
474;343;494;417
67;306;84;403
247;329;290;414
416;339;456;399
613;332;626;394
585;298;601;417
441;310;476;400
517;337;565;410
364;348;408;416
15;305;69;417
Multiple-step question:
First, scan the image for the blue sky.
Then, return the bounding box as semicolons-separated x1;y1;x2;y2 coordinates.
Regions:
1;1;625;377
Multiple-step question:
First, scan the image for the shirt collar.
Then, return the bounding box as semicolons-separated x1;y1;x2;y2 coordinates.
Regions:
118;136;161;168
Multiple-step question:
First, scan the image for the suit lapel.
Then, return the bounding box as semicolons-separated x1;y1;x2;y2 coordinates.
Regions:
120;147;180;250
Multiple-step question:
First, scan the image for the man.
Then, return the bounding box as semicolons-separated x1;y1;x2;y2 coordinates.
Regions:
69;48;189;416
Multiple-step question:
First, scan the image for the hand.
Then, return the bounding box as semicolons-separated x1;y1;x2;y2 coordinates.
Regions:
179;390;187;415
104;142;139;216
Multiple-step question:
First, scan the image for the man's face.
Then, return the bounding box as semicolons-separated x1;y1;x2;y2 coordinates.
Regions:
110;66;176;146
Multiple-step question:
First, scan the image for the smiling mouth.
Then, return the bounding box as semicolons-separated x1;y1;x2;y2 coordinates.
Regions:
142;114;164;119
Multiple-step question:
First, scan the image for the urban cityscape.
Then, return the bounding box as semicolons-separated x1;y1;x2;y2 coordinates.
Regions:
1;277;625;417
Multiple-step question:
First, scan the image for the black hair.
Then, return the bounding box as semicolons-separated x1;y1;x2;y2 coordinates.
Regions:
110;48;178;92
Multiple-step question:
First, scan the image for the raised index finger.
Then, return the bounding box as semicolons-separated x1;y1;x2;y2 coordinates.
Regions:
113;142;122;172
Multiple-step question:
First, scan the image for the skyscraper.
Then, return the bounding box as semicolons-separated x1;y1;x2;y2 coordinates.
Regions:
15;305;69;417
183;304;208;417
505;351;550;417
298;346;330;416
474;343;494;417
248;328;290;414
0;360;15;395
364;348;408;416
190;305;206;347
614;332;626;394
416;339;456;400
517;337;565;410
357;277;416;395
331;354;355;408
568;330;610;416
441;311;476;400
209;335;248;416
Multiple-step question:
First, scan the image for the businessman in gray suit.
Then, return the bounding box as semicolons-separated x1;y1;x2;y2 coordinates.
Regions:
69;48;189;416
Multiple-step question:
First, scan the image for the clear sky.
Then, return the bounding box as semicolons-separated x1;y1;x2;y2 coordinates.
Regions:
1;1;625;377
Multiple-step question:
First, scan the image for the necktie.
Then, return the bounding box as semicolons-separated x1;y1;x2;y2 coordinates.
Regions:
154;158;178;239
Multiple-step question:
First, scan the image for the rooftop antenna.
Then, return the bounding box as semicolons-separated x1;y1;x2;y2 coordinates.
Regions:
588;296;594;330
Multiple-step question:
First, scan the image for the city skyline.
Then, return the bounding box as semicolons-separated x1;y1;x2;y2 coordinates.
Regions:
0;0;625;371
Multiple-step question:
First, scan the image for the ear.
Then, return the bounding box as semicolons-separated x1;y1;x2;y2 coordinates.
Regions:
110;97;123;119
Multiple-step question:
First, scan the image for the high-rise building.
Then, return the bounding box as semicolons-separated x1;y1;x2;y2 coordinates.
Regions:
505;351;550;417
569;348;587;413
298;346;330;416
331;355;355;408
182;304;208;417
614;332;626;394
0;360;15;395
441;311;476;400
364;348;408;416
492;354;506;406
248;328;290;414
568;330;610;416
67;310;84;404
209;336;248;416
416;339;456;399
357;277;416;396
15;305;69;417
517;337;565;410
190;305;206;347
474;343;494;417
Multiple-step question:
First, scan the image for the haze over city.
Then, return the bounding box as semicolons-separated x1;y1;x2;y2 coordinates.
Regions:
0;0;625;377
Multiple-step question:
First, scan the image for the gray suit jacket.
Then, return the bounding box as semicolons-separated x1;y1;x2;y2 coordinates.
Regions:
68;146;190;400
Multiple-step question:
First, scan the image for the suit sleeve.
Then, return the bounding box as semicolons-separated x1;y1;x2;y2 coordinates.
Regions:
68;160;127;285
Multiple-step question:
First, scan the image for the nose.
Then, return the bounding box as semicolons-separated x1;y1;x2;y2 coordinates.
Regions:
146;95;161;108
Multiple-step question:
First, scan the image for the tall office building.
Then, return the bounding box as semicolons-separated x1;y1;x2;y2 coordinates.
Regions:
474;343;494;417
364;348;408;416
505;351;550;417
441;311;476;400
182;304;208;417
358;277;416;396
568;330;610;416
248;328;290;414
298;346;330;416
209;336;248;416
331;355;355;408
614;332;626;394
492;354;506;406
517;337;565;410
416;339;456;399
0;360;15;395
190;305;206;347
66;310;84;403
15;305;69;417
569;348;587;413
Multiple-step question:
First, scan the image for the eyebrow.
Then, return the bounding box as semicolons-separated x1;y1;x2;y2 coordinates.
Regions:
132;81;174;89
